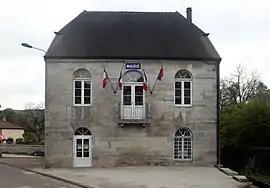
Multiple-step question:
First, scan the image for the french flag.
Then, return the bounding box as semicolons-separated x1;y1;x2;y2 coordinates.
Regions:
102;69;109;88
157;65;164;81
142;68;148;92
118;69;123;89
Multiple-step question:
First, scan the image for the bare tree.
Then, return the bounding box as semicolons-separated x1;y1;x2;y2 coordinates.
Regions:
220;64;267;110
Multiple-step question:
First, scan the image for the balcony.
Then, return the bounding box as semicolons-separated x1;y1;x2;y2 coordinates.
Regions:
115;102;151;125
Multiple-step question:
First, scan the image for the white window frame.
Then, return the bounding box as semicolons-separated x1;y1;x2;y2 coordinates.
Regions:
173;128;193;161
174;70;193;107
73;78;92;106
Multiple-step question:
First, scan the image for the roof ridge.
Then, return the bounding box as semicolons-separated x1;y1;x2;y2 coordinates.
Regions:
83;10;179;14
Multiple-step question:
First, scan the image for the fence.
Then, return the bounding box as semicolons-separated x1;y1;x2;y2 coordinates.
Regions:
0;144;44;155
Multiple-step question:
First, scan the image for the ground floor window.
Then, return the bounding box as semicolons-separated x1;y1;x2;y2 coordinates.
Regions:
174;128;192;160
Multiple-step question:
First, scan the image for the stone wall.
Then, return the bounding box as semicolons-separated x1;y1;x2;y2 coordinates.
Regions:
45;59;218;167
0;144;44;154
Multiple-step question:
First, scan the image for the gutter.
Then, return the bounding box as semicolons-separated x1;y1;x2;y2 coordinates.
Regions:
44;55;222;62
216;60;221;165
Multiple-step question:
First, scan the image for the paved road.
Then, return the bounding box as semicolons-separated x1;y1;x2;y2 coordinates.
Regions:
0;163;80;188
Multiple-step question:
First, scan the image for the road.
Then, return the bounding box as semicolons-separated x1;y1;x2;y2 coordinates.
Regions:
0;163;80;188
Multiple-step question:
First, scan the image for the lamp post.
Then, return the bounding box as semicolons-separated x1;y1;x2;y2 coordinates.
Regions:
21;43;46;53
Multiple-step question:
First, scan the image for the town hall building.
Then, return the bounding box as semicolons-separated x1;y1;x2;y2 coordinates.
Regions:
44;8;221;168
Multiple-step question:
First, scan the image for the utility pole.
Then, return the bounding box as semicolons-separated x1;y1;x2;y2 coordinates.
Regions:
0;104;2;157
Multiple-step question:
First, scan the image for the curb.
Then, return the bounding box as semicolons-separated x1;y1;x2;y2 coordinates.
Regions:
215;165;252;185
0;161;96;188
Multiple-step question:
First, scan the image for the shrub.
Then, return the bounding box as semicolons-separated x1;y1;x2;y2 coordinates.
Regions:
15;138;23;144
22;132;39;145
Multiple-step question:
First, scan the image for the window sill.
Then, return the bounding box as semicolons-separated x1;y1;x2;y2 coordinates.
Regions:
173;158;193;161
174;104;192;108
73;104;92;107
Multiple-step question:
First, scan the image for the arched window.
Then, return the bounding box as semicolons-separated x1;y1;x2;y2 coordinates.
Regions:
174;69;192;106
73;69;92;106
174;128;192;161
122;70;144;82
74;127;92;135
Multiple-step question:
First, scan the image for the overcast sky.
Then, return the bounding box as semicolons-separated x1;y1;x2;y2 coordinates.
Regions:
0;0;269;109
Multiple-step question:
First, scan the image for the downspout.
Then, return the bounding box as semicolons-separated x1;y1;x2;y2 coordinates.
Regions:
216;60;221;165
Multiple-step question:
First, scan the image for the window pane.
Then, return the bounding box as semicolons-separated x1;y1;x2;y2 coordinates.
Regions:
75;97;81;104
137;76;144;82
184;89;190;97
123;96;131;105
76;139;82;157
184;97;191;105
84;81;91;89
84;88;91;96
135;86;143;95
175;89;181;97
175;97;181;105
175;82;181;88
123;86;131;95
83;139;89;150
184;82;190;89
77;152;82;157
84;97;91;104
75;81;81;88
83;139;89;157
75;89;81;97
84;151;89;157
135;96;143;105
77;139;82;145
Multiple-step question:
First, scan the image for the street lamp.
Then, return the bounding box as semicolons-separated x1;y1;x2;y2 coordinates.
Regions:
21;43;46;53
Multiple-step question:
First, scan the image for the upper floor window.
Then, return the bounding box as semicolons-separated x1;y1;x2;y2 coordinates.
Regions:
73;69;92;106
174;69;192;106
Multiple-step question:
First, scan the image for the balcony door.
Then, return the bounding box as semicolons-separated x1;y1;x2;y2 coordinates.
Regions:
122;83;145;119
121;70;146;119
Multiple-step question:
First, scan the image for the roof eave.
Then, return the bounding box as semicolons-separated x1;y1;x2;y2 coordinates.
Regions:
44;55;222;62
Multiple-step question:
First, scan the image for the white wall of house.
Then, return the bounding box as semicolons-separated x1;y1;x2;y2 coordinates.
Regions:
2;129;24;141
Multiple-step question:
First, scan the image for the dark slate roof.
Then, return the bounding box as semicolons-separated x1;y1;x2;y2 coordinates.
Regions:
0;121;24;130
45;11;221;61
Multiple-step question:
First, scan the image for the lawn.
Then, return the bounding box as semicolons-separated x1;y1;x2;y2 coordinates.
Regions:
250;174;270;184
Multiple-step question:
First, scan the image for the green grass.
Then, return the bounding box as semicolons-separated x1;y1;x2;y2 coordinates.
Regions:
250;174;270;184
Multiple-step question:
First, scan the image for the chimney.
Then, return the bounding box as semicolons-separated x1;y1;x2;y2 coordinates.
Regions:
186;7;192;22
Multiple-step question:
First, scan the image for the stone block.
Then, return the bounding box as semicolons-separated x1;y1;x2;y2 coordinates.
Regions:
233;175;249;182
220;168;239;176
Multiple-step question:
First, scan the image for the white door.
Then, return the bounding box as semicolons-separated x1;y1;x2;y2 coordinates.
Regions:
73;128;92;167
122;83;145;119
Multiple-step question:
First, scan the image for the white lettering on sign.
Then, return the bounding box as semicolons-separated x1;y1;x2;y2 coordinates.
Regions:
126;63;141;69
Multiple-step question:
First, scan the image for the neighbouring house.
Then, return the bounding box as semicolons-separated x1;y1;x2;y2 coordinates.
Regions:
0;120;24;144
44;8;221;168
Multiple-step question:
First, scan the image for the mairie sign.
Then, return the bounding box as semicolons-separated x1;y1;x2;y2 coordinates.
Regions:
125;63;141;69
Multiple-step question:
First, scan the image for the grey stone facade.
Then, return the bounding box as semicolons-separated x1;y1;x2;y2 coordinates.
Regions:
45;59;217;168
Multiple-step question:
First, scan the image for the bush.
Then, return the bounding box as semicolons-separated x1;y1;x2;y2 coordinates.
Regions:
221;101;270;175
22;132;39;145
15;138;23;144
